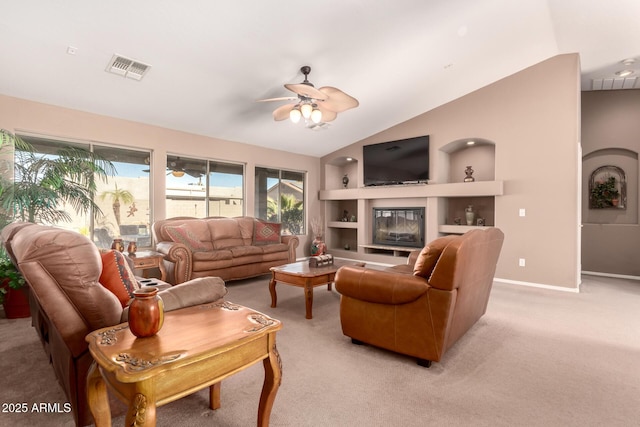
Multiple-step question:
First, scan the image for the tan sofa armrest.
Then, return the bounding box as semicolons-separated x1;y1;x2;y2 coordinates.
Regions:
159;276;227;312
335;266;429;305
407;249;421;266
281;235;299;262
121;277;227;322
156;241;193;284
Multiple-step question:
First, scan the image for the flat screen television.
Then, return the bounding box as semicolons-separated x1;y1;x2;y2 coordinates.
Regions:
363;135;430;186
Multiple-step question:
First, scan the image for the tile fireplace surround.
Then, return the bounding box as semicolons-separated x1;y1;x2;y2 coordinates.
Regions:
372;207;425;248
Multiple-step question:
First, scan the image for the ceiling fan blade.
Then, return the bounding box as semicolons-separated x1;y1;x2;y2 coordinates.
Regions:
318;86;359;113
273;103;295;121
284;83;327;101
316;104;338;122
256;96;298;103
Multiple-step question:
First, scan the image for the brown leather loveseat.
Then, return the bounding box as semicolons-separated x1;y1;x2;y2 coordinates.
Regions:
335;228;504;367
1;222;228;426
153;216;299;284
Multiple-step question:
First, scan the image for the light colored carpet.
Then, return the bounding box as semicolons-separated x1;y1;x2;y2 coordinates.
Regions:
1;274;639;426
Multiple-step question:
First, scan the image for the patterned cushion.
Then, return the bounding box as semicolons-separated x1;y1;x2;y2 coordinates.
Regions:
253;221;282;245
100;250;139;307
413;235;458;278
165;224;209;251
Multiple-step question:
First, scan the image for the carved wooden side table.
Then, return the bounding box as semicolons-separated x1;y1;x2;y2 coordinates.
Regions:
128;250;167;282
86;301;282;427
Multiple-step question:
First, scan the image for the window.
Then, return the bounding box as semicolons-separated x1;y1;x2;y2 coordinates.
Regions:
165;155;244;218
14;136;152;249
93;146;152;249
254;167;305;235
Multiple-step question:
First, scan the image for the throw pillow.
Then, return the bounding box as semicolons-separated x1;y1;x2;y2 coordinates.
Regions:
164;224;209;251
100;250;139;307
253;220;282;245
413;235;458;278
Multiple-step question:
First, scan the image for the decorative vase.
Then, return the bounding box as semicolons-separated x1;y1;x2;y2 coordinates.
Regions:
342;174;349;188
128;287;164;338
465;205;475;226
127;241;137;255
311;237;327;256
464;166;475;182
111;238;124;252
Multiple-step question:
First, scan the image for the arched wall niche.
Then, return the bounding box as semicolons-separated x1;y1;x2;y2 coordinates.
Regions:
324;155;359;189
582;147;638;224
439;137;496;183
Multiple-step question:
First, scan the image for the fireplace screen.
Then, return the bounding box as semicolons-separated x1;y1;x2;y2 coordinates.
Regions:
372;207;425;248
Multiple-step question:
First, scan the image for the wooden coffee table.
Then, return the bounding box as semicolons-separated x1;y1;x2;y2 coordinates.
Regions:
86;301;282;427
269;260;364;319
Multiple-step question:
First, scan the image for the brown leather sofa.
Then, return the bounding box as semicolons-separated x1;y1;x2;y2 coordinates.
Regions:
153;216;299;284
335;228;504;367
1;222;228;426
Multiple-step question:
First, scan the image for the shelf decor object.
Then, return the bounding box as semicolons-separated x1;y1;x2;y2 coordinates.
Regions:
589;165;626;209
464;166;475;182
465;205;475;226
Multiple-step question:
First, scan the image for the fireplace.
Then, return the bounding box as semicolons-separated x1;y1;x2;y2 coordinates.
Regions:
372;207;425;248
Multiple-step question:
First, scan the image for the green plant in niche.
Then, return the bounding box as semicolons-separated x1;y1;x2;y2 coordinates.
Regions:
590;175;620;208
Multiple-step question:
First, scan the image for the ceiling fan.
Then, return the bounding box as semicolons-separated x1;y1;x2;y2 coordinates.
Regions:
257;66;359;126
167;157;204;178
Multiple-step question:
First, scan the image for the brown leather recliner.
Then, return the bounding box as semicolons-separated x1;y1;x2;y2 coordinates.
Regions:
1;222;228;426
335;228;504;367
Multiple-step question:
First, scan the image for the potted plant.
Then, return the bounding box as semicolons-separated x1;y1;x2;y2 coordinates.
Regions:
0;249;28;318
590;175;620;208
0;129;116;317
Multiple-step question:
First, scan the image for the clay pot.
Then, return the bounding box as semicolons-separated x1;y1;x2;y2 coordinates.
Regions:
128;287;164;338
111;239;124;252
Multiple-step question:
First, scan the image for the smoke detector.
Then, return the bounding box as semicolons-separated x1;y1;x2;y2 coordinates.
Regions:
105;54;151;81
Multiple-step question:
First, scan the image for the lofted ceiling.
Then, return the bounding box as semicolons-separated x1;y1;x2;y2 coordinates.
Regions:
0;0;638;158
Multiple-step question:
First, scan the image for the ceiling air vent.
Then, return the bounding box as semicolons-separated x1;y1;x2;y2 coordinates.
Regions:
106;54;151;81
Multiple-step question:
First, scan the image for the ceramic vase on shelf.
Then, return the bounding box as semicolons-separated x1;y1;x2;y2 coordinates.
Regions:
128;287;164;338
111;238;124;252
311;236;327;256
127;241;137;255
465;205;475;226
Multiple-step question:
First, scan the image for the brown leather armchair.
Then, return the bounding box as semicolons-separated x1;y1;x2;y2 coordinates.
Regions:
335;228;504;367
1;222;228;426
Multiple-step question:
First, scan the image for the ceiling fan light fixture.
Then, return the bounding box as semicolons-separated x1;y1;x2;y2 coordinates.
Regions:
300;103;313;119
311;107;322;124
289;106;302;123
172;170;185;177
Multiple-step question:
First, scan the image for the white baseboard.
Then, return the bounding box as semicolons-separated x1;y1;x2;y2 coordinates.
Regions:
581;271;640;281
494;277;580;293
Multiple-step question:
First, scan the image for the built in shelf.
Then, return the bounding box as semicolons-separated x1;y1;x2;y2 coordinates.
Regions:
438;225;494;235
327;221;358;229
360;244;417;257
319;180;504;201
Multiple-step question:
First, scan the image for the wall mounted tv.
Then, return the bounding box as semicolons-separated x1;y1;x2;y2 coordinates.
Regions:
363;135;430;186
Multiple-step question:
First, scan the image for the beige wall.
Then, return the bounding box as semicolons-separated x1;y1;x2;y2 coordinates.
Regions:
323;54;582;289
0;94;320;258
581;90;640;276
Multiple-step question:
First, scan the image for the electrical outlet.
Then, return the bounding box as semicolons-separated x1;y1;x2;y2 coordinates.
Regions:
519;258;526;267
519;208;526;217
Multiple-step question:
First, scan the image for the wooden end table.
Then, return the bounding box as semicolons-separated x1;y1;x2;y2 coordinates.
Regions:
269;260;364;319
129;250;167;282
86;301;282;427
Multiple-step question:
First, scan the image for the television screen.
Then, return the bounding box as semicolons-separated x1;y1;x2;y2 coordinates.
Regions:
363;136;429;186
